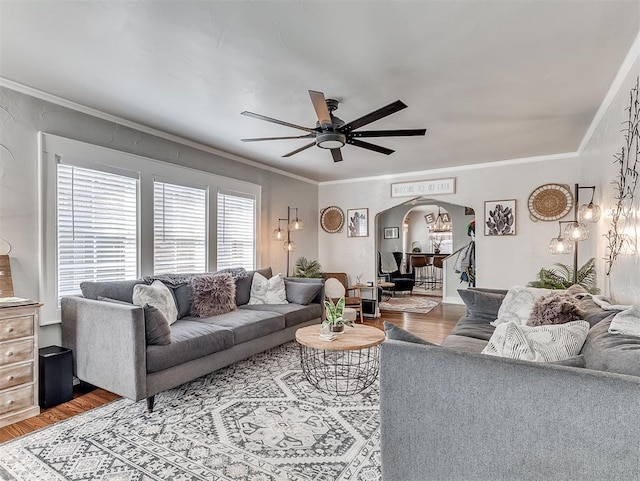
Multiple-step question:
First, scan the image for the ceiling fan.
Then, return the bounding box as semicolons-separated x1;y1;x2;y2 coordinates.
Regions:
241;90;426;162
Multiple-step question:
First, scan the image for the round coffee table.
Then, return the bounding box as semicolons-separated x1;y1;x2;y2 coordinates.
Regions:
295;324;385;395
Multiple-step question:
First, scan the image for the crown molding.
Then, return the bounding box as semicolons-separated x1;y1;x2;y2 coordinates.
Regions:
0;77;319;186
318;151;579;186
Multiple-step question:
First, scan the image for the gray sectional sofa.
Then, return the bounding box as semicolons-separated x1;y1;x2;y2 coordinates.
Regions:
380;287;640;481
61;267;323;411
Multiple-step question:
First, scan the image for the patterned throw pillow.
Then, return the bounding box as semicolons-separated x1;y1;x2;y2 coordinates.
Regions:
133;280;178;325
482;320;590;362
491;286;557;327
190;273;237;317
248;273;288;305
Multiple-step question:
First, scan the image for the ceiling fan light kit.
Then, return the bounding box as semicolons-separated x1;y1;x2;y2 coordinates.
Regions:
241;90;426;162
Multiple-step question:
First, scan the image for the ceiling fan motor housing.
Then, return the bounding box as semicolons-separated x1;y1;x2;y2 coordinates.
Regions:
316;131;346;149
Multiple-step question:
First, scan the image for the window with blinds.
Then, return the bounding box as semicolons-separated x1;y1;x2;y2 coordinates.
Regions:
57;164;138;298
154;181;207;274
217;192;255;270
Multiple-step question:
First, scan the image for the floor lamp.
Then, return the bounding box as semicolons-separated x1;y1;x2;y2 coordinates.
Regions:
549;183;601;283
272;206;303;276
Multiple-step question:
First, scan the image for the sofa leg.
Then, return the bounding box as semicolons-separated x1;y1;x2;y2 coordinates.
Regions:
146;395;155;413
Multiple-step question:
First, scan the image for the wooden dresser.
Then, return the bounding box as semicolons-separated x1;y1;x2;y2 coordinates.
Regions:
0;303;41;428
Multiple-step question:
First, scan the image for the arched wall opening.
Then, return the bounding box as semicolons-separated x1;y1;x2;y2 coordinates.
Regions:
375;197;475;304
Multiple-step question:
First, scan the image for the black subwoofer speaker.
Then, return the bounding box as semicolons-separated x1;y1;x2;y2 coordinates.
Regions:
38;346;73;409
362;299;376;317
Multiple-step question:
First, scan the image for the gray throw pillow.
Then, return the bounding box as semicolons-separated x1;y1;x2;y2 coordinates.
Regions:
190;273;236;317
172;284;193;319
284;280;322;305
98;297;171;346
458;288;506;321
384;321;435;345
581;314;640;377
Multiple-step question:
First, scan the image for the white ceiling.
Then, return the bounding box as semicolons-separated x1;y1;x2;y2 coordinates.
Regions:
1;1;638;182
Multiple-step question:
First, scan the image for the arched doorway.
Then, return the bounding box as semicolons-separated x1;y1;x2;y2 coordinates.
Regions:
375;197;475;309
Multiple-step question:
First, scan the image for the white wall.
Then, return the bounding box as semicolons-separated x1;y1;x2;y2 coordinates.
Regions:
580;54;640;304
319;157;582;290
0;86;318;346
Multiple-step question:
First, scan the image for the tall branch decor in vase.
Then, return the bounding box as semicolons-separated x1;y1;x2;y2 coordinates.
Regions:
606;76;640;276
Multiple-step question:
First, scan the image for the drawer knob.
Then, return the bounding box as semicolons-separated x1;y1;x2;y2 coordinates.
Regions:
7;399;14;405
8;375;14;381
7;351;13;357
8;327;14;333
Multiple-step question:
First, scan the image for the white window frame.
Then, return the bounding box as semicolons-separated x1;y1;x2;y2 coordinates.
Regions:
39;132;261;325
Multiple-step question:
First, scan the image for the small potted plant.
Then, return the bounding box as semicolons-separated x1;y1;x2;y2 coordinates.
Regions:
322;296;354;335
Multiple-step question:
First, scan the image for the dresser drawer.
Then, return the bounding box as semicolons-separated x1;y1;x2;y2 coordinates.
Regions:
0;384;34;416
0;316;33;341
0;362;33;390
0;339;33;366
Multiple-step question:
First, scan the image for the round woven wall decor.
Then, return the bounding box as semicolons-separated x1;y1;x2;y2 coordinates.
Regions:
528;183;573;221
320;206;345;233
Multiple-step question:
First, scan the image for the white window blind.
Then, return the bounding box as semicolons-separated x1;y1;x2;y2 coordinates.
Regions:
154;181;207;274
217;192;255;270
57;164;138;298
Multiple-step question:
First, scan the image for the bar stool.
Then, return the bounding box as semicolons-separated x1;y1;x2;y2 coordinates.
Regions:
410;255;428;286
432;256;444;289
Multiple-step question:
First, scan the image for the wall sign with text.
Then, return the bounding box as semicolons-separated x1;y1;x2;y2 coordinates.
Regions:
391;178;456;198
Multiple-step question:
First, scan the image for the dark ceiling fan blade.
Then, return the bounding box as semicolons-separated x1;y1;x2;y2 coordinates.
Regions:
349;129;426;138
282;142;316;157
308;90;332;127
241;134;315;142
331;148;343;163
241;111;318;134
339;100;408;132
347;138;395;155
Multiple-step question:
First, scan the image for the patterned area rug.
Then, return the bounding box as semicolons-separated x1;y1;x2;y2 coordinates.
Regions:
0;343;380;481
379;295;439;314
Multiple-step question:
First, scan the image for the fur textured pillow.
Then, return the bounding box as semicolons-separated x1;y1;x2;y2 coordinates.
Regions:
527;293;585;326
190;273;237;317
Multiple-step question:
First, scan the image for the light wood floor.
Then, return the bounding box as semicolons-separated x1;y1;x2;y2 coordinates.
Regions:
0;302;464;443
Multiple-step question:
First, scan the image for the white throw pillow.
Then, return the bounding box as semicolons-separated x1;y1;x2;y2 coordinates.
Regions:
491;286;558;327
482;320;589;362
133;280;178;325
248;273;288;305
324;278;346;299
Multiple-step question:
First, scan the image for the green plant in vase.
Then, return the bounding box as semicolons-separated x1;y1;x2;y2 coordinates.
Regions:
322;296;354;334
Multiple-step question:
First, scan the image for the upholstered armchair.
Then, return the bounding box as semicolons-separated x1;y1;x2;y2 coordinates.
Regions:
378;251;415;295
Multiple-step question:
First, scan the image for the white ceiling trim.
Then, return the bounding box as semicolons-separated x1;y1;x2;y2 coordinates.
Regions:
0;77;319;186
578;29;640;154
318;151;580;186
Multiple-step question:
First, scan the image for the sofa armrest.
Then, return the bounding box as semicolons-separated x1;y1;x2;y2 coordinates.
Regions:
380;340;640;481
61;296;147;401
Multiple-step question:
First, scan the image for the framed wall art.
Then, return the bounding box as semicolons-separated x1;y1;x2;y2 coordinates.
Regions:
484;200;516;236
383;227;399;239
347;208;369;237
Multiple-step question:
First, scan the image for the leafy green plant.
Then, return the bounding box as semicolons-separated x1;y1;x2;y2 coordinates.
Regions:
322;296;354;328
294;257;324;278
528;258;599;294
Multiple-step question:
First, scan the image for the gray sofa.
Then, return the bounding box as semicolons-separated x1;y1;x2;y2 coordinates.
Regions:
61;267;323;411
380;287;640;481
